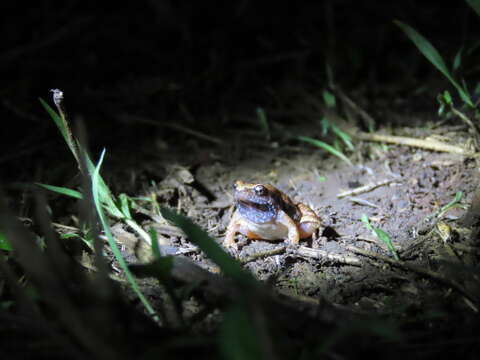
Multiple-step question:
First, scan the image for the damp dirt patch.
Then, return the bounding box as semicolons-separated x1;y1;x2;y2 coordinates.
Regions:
3;102;480;359
107;122;479;315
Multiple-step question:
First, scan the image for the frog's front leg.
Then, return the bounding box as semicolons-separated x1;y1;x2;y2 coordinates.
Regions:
276;210;300;244
224;211;241;247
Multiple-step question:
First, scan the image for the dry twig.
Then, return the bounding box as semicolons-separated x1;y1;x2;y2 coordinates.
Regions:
337;179;395;198
240;247;285;264
240;245;361;266
347;197;380;208
296;245;361;265
355;132;478;157
449;106;480;146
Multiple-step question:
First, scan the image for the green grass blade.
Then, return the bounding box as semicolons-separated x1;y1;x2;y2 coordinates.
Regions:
256;107;270;140
441;191;463;212
149;227;162;259
0;231;13;251
362;214;399;260
39;97;79;160
118;194;132;219
438;191;466;217
453;191;463;203
322;89;336;108
36;183;83;199
360;214;373;232
394;20;474;107
374;228;399;261
39;98;69;145
466;0;480;17
320;118;331;136
220;304;263;360
298;136;352;166
452;46;464;72
92;149;157;319
394;20;450;74
83;150;123;219
160;207;254;285
331;124;354;150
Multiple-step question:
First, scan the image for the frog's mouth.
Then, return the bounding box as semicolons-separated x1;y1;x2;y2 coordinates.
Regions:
238;200;270;211
237;200;276;223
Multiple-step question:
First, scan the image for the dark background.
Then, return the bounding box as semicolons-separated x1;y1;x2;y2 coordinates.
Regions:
1;1;479;184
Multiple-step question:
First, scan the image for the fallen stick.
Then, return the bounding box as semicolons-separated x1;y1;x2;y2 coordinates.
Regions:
355;132;478;157
337;179;395;198
240;247;285;264
240;245;361;266
347;197;380;208
296;245;361;266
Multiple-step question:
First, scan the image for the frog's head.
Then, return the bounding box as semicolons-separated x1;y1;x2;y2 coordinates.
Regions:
233;180;280;223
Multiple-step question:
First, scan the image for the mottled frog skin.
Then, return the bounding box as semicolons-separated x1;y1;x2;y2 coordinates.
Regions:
224;180;321;247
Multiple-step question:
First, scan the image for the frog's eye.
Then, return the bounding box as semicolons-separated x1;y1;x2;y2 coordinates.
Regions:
254;185;266;196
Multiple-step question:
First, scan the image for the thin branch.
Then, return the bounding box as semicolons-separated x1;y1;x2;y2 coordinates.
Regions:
240;247;285;264
337;179;396;198
240;245;361;266
450;106;480;147
296;245;362;266
356;132;479;157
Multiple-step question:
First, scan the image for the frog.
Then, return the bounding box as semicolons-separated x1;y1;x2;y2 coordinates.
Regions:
224;180;321;247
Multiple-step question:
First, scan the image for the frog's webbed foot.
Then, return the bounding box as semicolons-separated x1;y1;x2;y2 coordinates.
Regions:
227;246;241;259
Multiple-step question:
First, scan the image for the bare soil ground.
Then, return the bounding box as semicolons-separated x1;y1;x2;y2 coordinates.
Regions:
105;119;479;316
3;97;480;359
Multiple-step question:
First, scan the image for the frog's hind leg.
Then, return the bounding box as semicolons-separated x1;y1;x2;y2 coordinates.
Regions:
297;203;320;238
276;210;300;244
298;222;319;238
